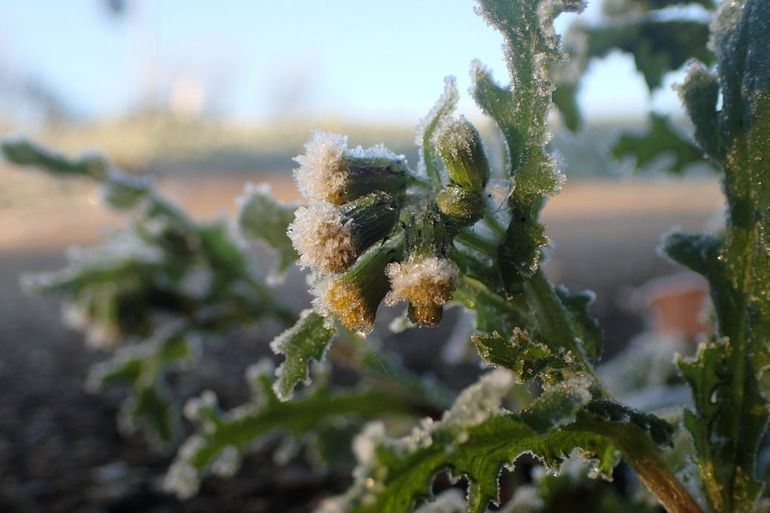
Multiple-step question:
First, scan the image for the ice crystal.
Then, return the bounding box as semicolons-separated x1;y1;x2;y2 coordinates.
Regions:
288;203;356;273
294;131;349;203
384;257;456;308
413;489;467;513
440;368;515;430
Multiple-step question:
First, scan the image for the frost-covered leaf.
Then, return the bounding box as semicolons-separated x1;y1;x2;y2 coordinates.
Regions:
88;327;201;445
664;2;770;510
0;138;109;179
472;329;566;382
165;361;423;500
317;373;618;513
472;0;578;285
555;286;603;362
612;114;708;175
271;309;336;402
580;400;674;449
417;76;459;182
237;182;298;277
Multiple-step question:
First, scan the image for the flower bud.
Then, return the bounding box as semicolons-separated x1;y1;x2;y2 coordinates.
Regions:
288;191;399;274
436;117;489;191
436;184;484;227
294;131;408;205
322;243;401;333
404;210;450;259
385;255;456;327
384;211;455;326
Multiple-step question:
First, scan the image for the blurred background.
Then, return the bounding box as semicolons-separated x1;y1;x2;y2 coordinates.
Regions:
0;0;720;511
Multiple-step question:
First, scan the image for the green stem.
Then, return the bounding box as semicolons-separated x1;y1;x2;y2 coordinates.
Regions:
527;268;704;513
483;213;506;237
574;414;705;513
454;229;498;257
524;269;604;388
406;172;433;190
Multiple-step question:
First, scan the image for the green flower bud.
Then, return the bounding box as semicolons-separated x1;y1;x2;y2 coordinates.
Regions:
288;191;400;274
436;117;489;191
322;243;401;333
436;184;484;227
294;131;408;205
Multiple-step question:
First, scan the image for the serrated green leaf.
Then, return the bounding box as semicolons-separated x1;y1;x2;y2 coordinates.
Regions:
553;82;582;132
581;400;674;448
667;3;770;511
320;374;620;513
472;0;583;171
612;114;708;175
166;380;421;500
555;286;603;363
585;19;713;91
88;328;200;445
497;200;549;285
679;64;723;161
122;383;178;445
237;184;298;276
271;309;336;402
472;329;565;382
520;377;593;433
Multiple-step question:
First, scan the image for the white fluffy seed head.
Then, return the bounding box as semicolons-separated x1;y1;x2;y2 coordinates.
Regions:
287;203;356;274
294;131;349;203
385;256;456;308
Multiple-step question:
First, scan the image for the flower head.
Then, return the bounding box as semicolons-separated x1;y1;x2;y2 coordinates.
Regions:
288;192;400;274
385;256;456;326
316;243;401;333
294;130;408;205
384;211;456;326
288;203;356;274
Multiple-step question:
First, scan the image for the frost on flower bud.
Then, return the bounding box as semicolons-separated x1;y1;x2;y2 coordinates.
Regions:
436;184;484;227
386;256;456;326
294;130;408;205
288;191;400;274
385;212;456;326
322;243;401;333
436;116;489;192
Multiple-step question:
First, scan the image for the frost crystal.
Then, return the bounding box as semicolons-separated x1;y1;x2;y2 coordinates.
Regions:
211;445;241;477
414;489;467;513
499;485;545;513
353;422;387;468
441;368;515;429
163;460;200;500
294;130;406;204
384;257;456;308
288;203;355;273
294;131;348;203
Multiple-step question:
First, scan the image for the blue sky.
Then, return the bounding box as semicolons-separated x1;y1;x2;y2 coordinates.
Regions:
0;0;685;124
